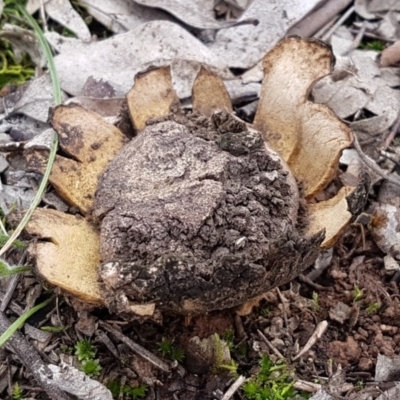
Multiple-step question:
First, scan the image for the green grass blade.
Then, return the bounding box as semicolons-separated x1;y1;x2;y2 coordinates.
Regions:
0;5;61;256
0;297;53;347
17;5;62;105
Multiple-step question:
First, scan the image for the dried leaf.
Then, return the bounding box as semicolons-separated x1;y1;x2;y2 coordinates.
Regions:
254;37;353;197
192;67;232;116
369;202;400;259
26;104;126;214
207;0;321;69
54;21;230;96
4;74;65;123
25;208;103;304
0;23;45;67
135;0;231;29
313;52;400;133
126;67;179;131
80;0;171;34
44;0;91;42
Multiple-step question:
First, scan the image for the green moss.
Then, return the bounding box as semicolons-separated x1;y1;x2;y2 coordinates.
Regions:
359;39;386;52
0;1;35;89
242;355;309;400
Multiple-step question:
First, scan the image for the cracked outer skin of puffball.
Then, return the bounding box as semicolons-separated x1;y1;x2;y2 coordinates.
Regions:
94;114;323;316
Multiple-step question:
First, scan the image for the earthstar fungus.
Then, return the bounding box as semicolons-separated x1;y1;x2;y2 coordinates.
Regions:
25;38;361;317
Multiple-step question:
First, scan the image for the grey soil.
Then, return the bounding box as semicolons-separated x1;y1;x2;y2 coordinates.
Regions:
94;112;323;315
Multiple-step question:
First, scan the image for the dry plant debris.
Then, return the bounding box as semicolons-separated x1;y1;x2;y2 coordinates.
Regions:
24;37;359;317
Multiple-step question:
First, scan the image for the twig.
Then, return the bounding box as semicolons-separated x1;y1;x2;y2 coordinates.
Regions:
288;0;353;38
99;321;170;372
39;0;48;33
1;275;20;313
322;5;355;41
1;252;27;312
353;134;400;187
342;20;367;56
299;274;330;291
276;288;292;345
383;109;400;150
380;149;400;169
292;321;328;361
257;329;285;360
221;375;246;400
294;379;322;393
0;312;72;400
0;291;24;315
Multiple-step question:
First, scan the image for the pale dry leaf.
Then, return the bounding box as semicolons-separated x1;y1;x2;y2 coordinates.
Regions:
80;0;171;34
254;37;353;197
170;59;202;100
135;0;232;29
25;208;103;304
0;184;35;215
0;0;4;18
66;97;125;119
369;202;400;260
224;79;260;104
5;74;66;123
45;31;89;54
313;55;400;133
0;23;45;67
192;67;232;116
170;60;238;102
126;67;179;131
376;11;400;41
354;0;377;19
44;0;91;42
45;361;112;399
54;21;230;96
369;0;400;12
241;61;263;84
207;0;321;69
26;104;126;214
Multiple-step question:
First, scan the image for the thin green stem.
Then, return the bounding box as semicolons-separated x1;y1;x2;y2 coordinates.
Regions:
0;6;61;256
0;297;53;347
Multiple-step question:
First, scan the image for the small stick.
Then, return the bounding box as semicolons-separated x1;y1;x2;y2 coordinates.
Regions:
99;321;170;372
322;5;355;41
39;0;48;33
1;252;27;312
0;312;72;400
257;329;285;360
314;16;337;39
294;379;322;393
380;150;400;169
353;134;400;187
342;21;367;56
292;321;328;361
221;375;246;400
383;110;400;150
276;288;292;345
0;275;20;313
288;0;353;38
